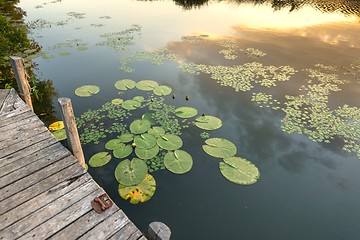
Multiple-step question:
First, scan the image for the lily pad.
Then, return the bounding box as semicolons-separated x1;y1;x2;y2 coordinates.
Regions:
195;115;222;130
142;113;156;125
219;157;260;185
105;138;123;150
118;133;134;143
75;85;100;97
148;126;165;138
115;79;136;90
118;174;156;204
114;158;148;186
51;129;67;141
202;138;237;158
134;133;157;149
136;80;159;91
111;98;123;105
122;99;141;110
164;150;193;174
157;134;183;150
130;119;151;134
89;152;111;167
113;144;133;159
175;107;198;118
153;85;172;96
48;121;64;131
133;96;144;102
135;145;159;160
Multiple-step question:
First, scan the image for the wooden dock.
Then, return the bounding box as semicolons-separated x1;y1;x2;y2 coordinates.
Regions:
0;89;146;240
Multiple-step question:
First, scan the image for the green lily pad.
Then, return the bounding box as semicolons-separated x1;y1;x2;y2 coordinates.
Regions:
202;138;237;158
51;129;67;141
219;157;260;185
195;115;222;130
118;174;156;204
118;133;134;143
135;145;159;160
111;98;123;105
114;158;148;186
75;85;100;97
175;107;198;118
148;126;165;138
134;133;157;149
113;144;133;159
130;119;151;134
89;152;111;167
157;134;183;150
153;85;172;96
133;96;144;102
122;100;141;110
142;113;156;125
105;138;123;150
164;150;193;174
114;79;136;90
136;80;159;91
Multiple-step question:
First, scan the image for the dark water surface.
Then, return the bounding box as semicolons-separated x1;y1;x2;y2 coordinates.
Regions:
19;0;360;239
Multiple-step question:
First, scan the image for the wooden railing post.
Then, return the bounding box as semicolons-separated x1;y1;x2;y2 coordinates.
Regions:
10;56;34;112
58;97;86;168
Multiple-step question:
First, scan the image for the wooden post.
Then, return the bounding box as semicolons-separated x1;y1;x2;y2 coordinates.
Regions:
10;56;34;112
58;97;86;168
148;222;171;240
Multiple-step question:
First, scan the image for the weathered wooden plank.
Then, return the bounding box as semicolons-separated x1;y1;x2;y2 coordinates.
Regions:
0;142;66;178
50;200;119;240
0;121;48;151
19;187;107;240
78;209;131;240
0;115;45;144
108;221;144;240
0;89;26;114
0;155;76;202
1;180;98;239
0;130;54;159
0;174;92;231
0;161;85;215
0;89;10;112
0;135;57;168
0;145;70;188
0;107;32;128
138;236;148;240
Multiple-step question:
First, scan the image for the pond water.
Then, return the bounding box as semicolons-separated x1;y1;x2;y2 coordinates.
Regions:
18;0;360;239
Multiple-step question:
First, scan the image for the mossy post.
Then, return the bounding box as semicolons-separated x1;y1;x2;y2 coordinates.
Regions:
58;97;86;168
10;56;34;112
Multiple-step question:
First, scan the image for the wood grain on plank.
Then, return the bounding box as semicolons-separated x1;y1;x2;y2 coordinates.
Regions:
0;174;92;231
1;180;98;239
109;221;144;240
0;161;85;215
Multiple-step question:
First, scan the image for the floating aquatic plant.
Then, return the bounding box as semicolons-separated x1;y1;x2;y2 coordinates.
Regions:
118;174;156;204
175;107;198;118
74;85;100;97
251;92;280;110
164;150;193;174
218;40;238;60
136;80;159;91
115;79;136;90
242;48;266;58
181;34;209;44
219;156;260;185
202;138;237;158
89;152;111;167
179;62;296;91
115;158;148;186
195;115;222;130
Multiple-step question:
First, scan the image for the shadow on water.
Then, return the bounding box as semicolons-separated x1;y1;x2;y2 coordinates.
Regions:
0;0;58;124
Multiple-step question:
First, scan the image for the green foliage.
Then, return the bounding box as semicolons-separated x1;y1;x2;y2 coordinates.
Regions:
136;80;159;91
164;150;193;174
114;79;136;90
89;152;112;167
175;107;198;118
114;158;148;186
195;115;222;130
157;134;183;150
153;85;172;96
113;144;133;159
75;85;100;97
219;157;260;185
202;138;237;158
130;119;151;134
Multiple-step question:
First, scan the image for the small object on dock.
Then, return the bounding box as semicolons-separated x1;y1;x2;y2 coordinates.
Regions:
91;193;113;213
148;221;171;240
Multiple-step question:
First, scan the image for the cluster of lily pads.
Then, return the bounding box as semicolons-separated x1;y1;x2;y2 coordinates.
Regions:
181;34;209;44
74;79;260;204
